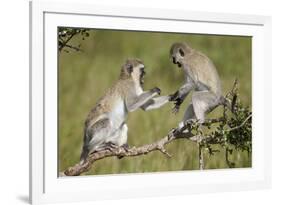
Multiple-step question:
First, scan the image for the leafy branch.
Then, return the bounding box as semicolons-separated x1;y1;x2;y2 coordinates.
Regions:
58;27;90;53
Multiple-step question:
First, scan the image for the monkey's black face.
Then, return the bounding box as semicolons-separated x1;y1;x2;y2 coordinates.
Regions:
171;46;185;68
172;56;182;68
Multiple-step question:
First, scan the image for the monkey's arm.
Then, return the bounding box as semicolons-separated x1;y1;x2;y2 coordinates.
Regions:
141;95;170;111
173;82;194;100
126;88;160;112
170;83;194;113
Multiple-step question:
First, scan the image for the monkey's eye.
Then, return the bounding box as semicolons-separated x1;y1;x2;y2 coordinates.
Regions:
179;48;185;57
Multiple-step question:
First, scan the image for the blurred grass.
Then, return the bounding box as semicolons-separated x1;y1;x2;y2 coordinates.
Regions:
58;29;252;175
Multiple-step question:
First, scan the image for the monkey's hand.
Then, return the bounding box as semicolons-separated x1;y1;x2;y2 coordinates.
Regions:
169;91;184;114
151;87;161;95
169;91;179;101
172;101;182;114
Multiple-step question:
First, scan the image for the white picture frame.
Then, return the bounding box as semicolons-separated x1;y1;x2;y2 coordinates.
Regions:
30;0;272;204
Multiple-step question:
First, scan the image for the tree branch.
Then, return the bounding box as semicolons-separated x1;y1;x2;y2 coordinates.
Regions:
60;81;251;176
226;114;252;132
62;133;182;176
61;113;251;176
59;32;76;52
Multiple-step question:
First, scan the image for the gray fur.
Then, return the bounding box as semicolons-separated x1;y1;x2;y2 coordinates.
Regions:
79;59;170;164
170;42;224;130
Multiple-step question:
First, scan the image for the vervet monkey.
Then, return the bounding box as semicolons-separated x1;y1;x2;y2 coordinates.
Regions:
80;59;170;164
169;42;229;133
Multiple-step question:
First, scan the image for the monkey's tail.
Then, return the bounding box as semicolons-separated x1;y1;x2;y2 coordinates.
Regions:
79;146;89;165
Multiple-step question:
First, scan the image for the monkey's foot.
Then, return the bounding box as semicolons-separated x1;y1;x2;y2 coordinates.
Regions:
121;143;130;152
168;128;180;139
117;144;128;159
181;129;190;134
104;142;119;151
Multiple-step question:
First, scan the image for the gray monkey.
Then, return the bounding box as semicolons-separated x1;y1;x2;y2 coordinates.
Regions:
80;58;170;164
169;42;229;133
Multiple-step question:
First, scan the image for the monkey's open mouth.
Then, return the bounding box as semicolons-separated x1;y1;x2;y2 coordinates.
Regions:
172;58;182;68
172;57;182;68
173;61;182;68
140;77;144;85
140;71;145;85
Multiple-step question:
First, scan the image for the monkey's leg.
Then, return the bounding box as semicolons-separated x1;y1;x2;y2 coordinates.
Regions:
103;123;128;148
180;103;196;130
115;123;129;159
86;119;128;154
192;91;219;123
118;123;128;148
118;124;129;159
169;92;217;140
80;118;111;164
168;103;195;139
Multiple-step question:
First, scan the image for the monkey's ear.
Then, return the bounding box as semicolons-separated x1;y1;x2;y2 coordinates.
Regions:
125;63;133;73
179;48;185;57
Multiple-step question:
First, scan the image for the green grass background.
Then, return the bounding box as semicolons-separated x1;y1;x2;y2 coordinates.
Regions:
59;29;252;175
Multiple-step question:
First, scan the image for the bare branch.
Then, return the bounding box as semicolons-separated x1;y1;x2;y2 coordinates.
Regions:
59;32;76;52
226;114;252;132
63;44;82;52
62;130;203;176
63;135;171;176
